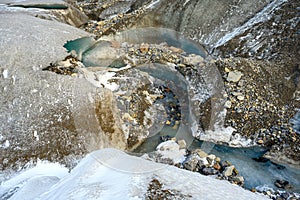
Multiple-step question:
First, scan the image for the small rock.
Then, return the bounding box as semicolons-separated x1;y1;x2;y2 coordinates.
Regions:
102;3;108;9
122;113;134;122
232;92;243;96
140;43;149;53
266;191;272;196
251;188;257;193
169;46;183;53
177;139;186;149
184;55;204;65
207;154;216;161
223;165;235;177
233;167;239;175
183;155;199;172
237;95;244;101
257;139;264;144
232;175;244;184
202;167;219;175
224;67;230;73
213;163;221;170
197;159;207;169
284;184;293;190
198;157;209;167
220;160;231;169
224;100;232;108
193;149;208;158
280;192;290;199
227;71;243;82
238;80;244;87
274;179;292;189
161;135;172;141
206;154;216;166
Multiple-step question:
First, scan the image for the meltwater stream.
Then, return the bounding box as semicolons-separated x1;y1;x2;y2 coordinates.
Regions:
64;27;300;194
191;140;300;193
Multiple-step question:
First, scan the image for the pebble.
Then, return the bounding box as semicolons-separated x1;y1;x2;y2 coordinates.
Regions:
193;149;208;158
224;67;230;73
223;165;235;177
237;95;244;101
184;55;204;65
232;175;244;184
215;157;221;162
257;139;264;144
224;100;232;108
139;43;149;53
202;167;219;175
266;191;272;196
165;120;171;125
177;139;186;149
183;155;199;172
226;71;243;82
251;188;257;192
207;154;216;161
122;113;134;122
213;163;221;170
169;46;183;53
220;160;231;169
274;179;292;189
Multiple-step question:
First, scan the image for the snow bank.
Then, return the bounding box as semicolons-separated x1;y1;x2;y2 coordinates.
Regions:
1;149;268;200
0;161;68;200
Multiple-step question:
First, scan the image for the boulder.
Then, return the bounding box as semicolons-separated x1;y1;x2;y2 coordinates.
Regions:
227;71;243;83
223;166;235;177
183;154;200;172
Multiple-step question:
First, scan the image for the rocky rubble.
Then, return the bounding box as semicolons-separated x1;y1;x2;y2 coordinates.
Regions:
143;138;300;199
64;0;300;167
211;0;300;166
44;39;212;151
254;185;300;200
143;139;245;187
37;0;300;168
213;57;300;165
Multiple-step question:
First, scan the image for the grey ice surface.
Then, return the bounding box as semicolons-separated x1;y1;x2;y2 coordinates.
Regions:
0;13;96;168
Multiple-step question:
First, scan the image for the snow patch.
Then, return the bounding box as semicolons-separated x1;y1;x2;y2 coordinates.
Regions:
156;140;186;164
146;0;161;9
183;0;190;7
213;0;288;49
200;126;236;144
1;140;10;148
2;69;8;79
229;133;253;147
79;68;119;91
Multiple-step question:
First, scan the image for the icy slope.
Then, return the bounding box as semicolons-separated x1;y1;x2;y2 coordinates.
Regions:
1;149;268;200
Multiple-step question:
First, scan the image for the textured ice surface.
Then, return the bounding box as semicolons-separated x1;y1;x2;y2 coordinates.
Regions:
0;13;103;170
